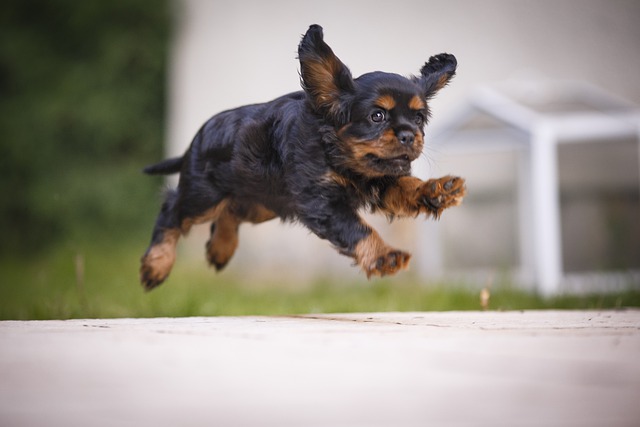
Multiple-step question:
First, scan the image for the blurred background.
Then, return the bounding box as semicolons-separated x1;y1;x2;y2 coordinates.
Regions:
1;0;639;319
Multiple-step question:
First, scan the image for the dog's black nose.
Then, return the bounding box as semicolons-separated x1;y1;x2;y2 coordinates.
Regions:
397;130;415;146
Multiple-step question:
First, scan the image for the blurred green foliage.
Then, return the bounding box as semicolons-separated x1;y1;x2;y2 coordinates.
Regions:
0;0;169;255
2;239;639;320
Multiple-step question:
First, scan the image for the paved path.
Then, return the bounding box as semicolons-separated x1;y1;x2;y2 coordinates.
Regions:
1;310;639;427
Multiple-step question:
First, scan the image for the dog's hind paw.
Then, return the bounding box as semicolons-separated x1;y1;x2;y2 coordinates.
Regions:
139;230;179;291
205;238;236;271
140;262;168;291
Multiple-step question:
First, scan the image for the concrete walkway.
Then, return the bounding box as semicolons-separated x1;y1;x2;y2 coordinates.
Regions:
1;310;639;427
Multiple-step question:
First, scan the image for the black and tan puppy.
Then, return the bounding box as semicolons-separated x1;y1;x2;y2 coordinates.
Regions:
140;24;465;290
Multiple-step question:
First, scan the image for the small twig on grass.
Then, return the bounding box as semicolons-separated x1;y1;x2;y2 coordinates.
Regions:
75;253;88;309
480;273;494;310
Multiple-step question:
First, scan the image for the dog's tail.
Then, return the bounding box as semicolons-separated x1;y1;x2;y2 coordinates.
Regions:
143;156;183;175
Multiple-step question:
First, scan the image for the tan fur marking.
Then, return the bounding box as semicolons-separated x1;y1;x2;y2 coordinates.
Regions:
206;207;240;269
348;129;397;166
435;74;451;92
380;176;424;217
355;230;388;270
140;228;180;286
322;170;350;187
206;202;276;269
180;199;229;233
409;95;426;110
303;58;342;111
376;94;396;111
243;204;277;224
414;132;424;151
343;129;423;178
354;227;411;278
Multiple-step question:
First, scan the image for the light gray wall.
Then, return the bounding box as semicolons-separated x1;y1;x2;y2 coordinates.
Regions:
168;0;640;157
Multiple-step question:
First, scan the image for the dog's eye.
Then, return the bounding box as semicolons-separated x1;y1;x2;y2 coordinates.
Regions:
371;110;386;123
414;113;425;125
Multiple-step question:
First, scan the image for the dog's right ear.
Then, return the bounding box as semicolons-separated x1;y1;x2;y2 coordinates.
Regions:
298;25;354;125
415;53;457;100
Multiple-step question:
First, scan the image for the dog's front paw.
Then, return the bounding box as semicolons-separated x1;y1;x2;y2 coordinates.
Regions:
419;175;466;219
366;249;412;278
354;231;412;278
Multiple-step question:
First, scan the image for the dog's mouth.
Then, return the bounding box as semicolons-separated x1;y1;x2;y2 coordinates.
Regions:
364;153;412;176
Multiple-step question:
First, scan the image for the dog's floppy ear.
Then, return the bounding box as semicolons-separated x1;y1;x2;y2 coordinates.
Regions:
298;25;354;124
416;53;457;100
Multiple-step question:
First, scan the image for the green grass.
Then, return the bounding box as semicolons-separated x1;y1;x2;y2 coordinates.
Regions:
1;236;639;320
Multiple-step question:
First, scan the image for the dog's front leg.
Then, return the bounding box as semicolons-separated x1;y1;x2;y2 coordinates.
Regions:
381;175;466;219
351;226;412;277
299;205;411;277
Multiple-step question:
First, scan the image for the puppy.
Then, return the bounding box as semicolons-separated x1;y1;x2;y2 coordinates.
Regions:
140;24;465;290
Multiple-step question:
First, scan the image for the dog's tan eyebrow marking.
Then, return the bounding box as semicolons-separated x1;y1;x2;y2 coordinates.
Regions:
409;95;426;110
376;95;396;111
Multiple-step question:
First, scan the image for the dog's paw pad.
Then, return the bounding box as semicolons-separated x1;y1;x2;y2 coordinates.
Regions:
368;250;411;277
420;176;466;218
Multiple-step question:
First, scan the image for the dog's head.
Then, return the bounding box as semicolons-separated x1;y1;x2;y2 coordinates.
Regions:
298;24;456;178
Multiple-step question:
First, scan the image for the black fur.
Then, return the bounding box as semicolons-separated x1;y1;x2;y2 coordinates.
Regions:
140;24;465;290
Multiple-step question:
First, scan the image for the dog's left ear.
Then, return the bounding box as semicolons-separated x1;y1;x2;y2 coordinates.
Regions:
298;25;355;125
416;53;457;100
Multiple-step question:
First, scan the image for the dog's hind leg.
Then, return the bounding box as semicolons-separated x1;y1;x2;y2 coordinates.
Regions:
205;202;277;271
140;184;229;289
140;189;182;290
206;207;241;271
